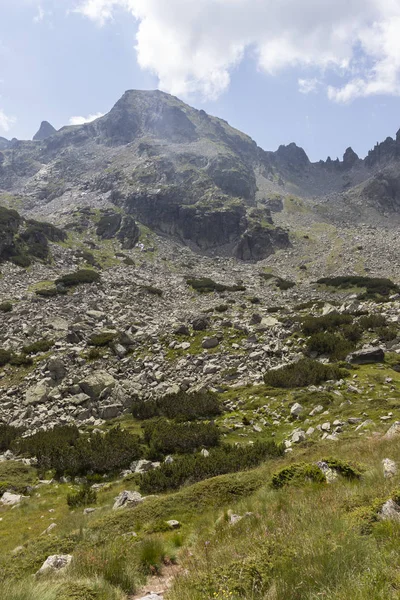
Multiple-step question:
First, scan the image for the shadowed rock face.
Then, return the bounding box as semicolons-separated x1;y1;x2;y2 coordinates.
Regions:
33;121;57;141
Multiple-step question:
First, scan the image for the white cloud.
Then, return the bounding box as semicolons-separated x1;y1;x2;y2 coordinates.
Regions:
0;109;15;133
69;112;105;125
298;78;320;95
75;0;400;102
33;5;46;22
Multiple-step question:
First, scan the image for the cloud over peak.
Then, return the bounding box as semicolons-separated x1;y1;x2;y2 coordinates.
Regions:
69;112;105;125
77;0;400;103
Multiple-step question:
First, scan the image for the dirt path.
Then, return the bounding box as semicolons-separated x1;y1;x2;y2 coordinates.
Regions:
130;564;182;599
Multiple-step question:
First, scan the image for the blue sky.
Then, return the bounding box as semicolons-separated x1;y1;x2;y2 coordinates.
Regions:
1;0;400;162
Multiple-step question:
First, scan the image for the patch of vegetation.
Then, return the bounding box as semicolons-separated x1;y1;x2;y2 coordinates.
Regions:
322;458;362;480
0;461;37;494
22;338;54;355
358;314;388;330
67;486;97;508
55;269;101;287
143;419;221;457
142;285;163;296
187;278;246;293
132;390;221;421
12;426;141;478
0;348;12;366
139;441;284;493
317;276;399;299
0;424;25;451
302;312;353;335
271;463;326;488
35;287;58;298
264;358;348;388
306;332;355;360
0;301;12;313
89;333;116;347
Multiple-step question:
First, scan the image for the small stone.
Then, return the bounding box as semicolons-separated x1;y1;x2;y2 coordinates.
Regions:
382;458;397;479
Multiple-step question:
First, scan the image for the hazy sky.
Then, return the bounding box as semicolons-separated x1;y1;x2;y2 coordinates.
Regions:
2;0;400;161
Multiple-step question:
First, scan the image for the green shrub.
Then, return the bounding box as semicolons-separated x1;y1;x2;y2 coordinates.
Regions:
187;278;246;293
35;287;58;297
143;419;221;457
359;314;388;330
306;332;355;360
132;390;221;421
87;347;103;361
322;458;362;480
22;338;54;355
215;304;229;313
0;348;11;366
89;333;116;347
271;463;326;488
302;312;353;335
13;425;141;478
0;424;25;451
264;358;348;389
317;276;399;298
0;301;12;313
67;486;97;508
55;269;101;287
0;461;36;494
9;354;34;367
139;441;284;493
376;326;398;342
276;278;295;290
142;285;163;296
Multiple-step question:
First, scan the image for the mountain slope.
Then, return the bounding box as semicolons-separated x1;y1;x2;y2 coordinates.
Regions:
0;89;400;264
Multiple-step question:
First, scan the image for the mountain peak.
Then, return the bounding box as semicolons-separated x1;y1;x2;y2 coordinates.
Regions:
33;121;57;142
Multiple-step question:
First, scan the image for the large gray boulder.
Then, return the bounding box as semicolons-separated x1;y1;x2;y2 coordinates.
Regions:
384;422;400;439
1;492;28;506
380;499;400;521
202;337;219;349
113;490;143;510
36;554;72;576
47;357;67;384
25;383;50;406
79;371;116;399
346;347;384;365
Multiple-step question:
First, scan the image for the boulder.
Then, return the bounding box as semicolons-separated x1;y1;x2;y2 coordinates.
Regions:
100;404;123;420
346;347;385;365
384;421;400;439
192;316;209;331
382;458;397;478
166;519;181;529
202;337;219;349
113;490;143;510
25;383;49;406
380;499;400;521
36;554;72;576
290;403;303;417
1;492;27;506
47;357;67;383
79;370;116;399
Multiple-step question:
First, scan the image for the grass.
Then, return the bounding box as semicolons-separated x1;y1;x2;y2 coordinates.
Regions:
1;356;400;598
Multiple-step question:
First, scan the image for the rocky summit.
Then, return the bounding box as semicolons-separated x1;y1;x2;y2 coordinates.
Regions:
1;90;400;600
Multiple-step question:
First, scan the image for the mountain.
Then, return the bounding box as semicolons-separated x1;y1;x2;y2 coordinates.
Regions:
32;121;57;142
0;89;400;266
